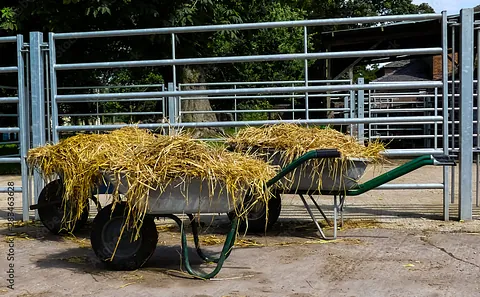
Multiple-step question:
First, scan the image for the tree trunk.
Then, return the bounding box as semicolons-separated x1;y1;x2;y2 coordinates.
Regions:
180;66;224;138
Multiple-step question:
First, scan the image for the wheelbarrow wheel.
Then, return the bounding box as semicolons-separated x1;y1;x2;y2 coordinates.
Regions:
228;191;282;233
90;202;158;271
37;179;90;234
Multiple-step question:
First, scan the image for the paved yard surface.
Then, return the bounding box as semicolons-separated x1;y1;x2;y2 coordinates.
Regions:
0;162;479;297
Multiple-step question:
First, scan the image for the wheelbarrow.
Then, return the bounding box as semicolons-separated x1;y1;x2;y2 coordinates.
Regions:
227;148;456;240
87;149;454;279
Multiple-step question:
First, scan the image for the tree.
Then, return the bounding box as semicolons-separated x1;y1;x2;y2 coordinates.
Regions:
0;0;436;126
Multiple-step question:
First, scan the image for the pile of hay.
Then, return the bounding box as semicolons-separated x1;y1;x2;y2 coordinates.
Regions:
226;123;386;191
27;127;278;236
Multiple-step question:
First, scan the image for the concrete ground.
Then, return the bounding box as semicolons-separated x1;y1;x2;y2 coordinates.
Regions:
0;161;479;297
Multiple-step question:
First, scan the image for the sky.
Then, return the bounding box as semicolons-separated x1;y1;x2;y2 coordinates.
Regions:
412;0;478;15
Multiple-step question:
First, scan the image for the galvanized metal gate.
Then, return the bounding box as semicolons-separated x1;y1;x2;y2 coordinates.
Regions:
0;35;30;221
3;8;478;222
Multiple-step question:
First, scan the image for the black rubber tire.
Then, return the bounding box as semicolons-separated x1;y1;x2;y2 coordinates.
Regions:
37;179;90;234
228;191;282;233
90;202;158;271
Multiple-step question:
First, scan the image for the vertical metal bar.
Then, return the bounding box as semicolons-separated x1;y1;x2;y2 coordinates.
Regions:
168;82;176;126
44;46;51;143
171;33;177;88
177;84;182;123
17;35;30;222
442;11;450;221
30;32;46;210
303;26;309;120
458;8;474;221
357;77;365;143
368;89;372;141
161;84;166;124
451;23;456;204
48;33;59;143
291;83;295;120
476;29;480;207
350;89;355;136
234;84;238;133
434;87;438;149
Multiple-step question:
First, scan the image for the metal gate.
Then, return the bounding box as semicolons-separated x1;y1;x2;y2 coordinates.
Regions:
0;35;30;221
9;7;477;222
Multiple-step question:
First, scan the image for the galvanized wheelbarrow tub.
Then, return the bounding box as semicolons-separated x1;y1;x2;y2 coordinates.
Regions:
101;173;247;214
262;150;369;193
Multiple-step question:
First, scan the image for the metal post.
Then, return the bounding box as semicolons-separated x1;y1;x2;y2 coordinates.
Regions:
44;47;51;143
434;88;438;149
30;32;46;212
171;33;177;87
450;23;456;204
168;82;177;125
442;11;450;221
357;77;365;143
476;28;480;207
48;33;59;143
458;8;474;220
16;35;30;221
303;26;309;120
368;89;372;141
350;89;355;137
234;84;238;133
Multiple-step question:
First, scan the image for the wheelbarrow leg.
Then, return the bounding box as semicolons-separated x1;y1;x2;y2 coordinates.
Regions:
308;194;332;227
187;214;236;263
299;194;335;240
165;214;238;279
338;194;346;228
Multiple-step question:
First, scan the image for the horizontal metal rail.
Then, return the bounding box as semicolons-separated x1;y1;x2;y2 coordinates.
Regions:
55;116;443;132
382;149;445;157
370;134;472;140
0;127;20;133
55;48;442;70
182;107;350;115
375;183;444;190
179;80;351;87
58;97;165;103
0;157;21;164
57;83;166;90
0;36;17;43
53;13;441;39
0;141;20;145
0;187;22;193
0;97;19;104
56;82;443;102
60;111;164;117
0;67;18;74
181;109;306;115
180;94;349;100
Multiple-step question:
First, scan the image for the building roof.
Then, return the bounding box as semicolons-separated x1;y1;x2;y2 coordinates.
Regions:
373;59;431;82
314;11;480;80
383;60;411;68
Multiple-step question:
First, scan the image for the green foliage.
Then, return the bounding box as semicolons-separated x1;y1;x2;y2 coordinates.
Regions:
237;99;274;121
0;0;436;120
1;7;17;30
